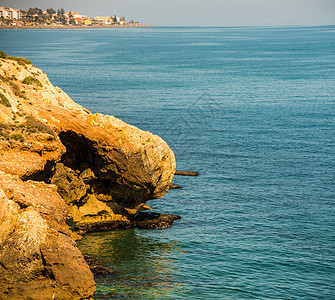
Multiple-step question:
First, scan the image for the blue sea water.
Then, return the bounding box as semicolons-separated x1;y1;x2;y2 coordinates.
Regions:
1;26;335;299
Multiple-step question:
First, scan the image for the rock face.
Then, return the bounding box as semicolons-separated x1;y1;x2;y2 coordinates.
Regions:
0;55;176;298
0;56;175;224
0;172;95;299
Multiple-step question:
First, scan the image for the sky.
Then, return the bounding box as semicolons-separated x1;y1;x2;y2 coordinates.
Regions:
0;0;334;26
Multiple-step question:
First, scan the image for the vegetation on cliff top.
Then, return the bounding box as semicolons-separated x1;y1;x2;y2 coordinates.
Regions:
0;51;32;65
0;114;56;143
0;123;25;142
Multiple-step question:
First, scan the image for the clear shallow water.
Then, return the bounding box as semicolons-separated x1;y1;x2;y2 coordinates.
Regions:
1;26;335;299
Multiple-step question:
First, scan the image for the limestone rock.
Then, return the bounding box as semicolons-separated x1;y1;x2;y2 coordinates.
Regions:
135;212;181;229
0;173;95;299
0;56;176;224
0;54;177;298
50;163;90;204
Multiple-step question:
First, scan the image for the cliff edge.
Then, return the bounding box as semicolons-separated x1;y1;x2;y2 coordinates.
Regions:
0;53;176;299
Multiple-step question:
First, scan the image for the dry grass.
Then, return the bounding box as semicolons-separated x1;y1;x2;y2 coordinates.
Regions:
8;82;27;100
26;115;56;136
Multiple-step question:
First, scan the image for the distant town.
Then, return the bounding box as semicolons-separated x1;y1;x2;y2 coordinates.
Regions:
0;6;148;28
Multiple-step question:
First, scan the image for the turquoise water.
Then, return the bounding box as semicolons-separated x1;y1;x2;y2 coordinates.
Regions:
1;26;335;299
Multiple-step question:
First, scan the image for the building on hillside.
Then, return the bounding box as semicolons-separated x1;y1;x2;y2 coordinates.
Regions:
129;20;140;26
8;7;22;19
0;7;23;20
93;16;113;25
0;7;9;19
66;11;91;25
84;19;92;25
75;15;90;25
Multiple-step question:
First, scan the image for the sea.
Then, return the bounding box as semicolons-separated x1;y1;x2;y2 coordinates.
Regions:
1;26;334;299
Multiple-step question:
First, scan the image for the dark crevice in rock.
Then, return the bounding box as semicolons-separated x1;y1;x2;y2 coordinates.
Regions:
40;251;56;281
58;130;149;207
16;201;29;209
21;159;56;182
59;131;99;172
0;260;7;271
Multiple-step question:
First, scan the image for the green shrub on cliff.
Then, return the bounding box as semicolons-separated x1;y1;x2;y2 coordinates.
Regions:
11;56;32;66
0;123;10;135
0;74;10;83
11;133;25;143
22;76;43;87
0;93;11;107
0;51;32;65
0;124;25;142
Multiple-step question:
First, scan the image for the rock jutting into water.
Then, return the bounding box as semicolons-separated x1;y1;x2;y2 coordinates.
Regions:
135;212;182;229
170;183;182;189
175;170;199;176
74;211;181;233
0;54;177;299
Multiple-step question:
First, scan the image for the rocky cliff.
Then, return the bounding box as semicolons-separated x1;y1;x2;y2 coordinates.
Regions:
0;53;176;299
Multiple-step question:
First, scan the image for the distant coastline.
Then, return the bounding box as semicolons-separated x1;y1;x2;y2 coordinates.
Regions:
0;24;152;29
0;6;148;28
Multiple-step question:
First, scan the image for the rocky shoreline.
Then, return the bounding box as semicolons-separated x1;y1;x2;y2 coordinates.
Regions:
0;53;178;299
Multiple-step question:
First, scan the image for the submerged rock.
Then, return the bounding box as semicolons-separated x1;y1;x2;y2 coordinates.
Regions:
84;255;114;277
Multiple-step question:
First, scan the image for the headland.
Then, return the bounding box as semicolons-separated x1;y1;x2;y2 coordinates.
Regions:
0;52;177;299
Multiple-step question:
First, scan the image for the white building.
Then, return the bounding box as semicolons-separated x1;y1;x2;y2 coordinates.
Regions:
93;16;113;25
0;7;22;20
0;7;9;19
